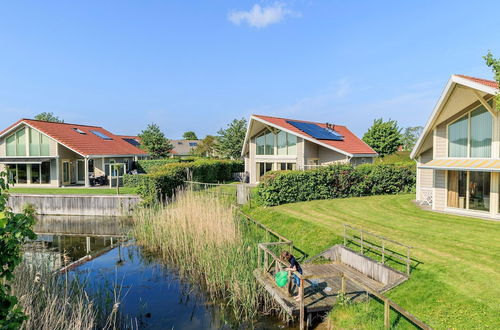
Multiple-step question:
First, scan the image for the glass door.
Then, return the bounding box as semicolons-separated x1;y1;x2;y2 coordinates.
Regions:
76;160;85;184
63;161;70;185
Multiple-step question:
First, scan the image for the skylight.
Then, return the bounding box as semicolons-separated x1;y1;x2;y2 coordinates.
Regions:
72;128;86;134
90;130;112;140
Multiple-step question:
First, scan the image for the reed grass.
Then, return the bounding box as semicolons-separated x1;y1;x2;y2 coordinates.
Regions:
11;260;124;330
132;189;282;322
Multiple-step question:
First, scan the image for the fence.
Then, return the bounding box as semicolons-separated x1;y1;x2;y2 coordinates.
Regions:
343;224;413;276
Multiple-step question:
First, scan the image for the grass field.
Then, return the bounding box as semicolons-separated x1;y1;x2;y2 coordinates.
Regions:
243;194;500;329
8;187;138;195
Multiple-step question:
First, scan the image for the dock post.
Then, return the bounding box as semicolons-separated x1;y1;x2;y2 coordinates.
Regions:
341;273;346;293
299;277;305;330
384;299;390;328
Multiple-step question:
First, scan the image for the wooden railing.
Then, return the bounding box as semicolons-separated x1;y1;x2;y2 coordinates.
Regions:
343;224;413;275
257;240;430;330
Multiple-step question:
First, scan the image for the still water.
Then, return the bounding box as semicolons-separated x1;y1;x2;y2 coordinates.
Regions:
27;215;288;329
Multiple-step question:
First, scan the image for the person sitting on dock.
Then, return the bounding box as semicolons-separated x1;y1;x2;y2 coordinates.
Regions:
280;251;303;301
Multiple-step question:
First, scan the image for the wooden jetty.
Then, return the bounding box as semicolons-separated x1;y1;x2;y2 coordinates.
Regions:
252;221;432;330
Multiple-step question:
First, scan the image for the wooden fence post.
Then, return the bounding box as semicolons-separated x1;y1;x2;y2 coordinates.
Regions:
258;246;262;270
343;224;347;246
341;273;346;294
384;299;390;328
382;241;385;264
406;247;411;276
299;278;305;330
264;251;269;273
360;229;364;254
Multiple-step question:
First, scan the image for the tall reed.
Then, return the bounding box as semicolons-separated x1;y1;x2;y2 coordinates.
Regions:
11;260;124;330
133;190;281;321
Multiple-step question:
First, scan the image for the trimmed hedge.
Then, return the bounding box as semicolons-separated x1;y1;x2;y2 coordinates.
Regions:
257;164;416;206
136;157;198;173
124;159;244;205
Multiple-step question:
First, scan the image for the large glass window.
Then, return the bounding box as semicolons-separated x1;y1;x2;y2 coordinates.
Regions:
6;129;26;156
448;170;491;212
279;163;296;171
258;162;273;180
448;105;492;158
41;162;51;184
30;164;40;184
277;131;287;155
448;116;468;157
17;164;27;184
469;172;490;211
470;107;492;157
29;128;40;156
255;129;297;156
447;171;467;209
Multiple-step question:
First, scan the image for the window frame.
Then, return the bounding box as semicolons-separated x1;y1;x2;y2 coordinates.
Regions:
446;103;493;158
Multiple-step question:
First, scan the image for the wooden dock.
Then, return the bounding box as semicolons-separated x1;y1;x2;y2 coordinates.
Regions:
254;262;384;316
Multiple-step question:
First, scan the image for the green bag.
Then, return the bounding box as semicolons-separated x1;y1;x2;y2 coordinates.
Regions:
275;271;288;287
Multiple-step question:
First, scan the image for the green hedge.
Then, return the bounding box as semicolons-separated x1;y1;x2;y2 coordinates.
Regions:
124;159;244;205
136;157;198;173
257;164;416;206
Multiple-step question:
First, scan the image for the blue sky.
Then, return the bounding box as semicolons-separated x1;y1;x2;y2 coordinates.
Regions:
0;1;498;138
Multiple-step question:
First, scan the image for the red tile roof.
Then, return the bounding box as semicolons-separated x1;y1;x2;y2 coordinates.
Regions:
253;115;377;155
1;119;147;156
455;75;498;89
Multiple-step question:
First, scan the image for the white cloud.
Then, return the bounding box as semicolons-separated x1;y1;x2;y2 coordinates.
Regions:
228;2;299;28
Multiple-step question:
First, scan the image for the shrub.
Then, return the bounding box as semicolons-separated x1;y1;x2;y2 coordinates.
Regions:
124;159;244;204
257;163;416;206
136;158;196;173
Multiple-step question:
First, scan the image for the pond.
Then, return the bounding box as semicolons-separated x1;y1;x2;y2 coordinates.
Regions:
26;215;290;329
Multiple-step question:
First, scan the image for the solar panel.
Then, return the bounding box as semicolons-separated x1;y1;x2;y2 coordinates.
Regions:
90;130;113;140
123;138;140;147
286;121;343;141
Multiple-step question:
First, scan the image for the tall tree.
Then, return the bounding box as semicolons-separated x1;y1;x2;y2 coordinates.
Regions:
362;118;402;157
401;126;423;151
192;135;218;157
182;131;198;140
484;51;500;110
216;118;247;159
138;123;173;159
34;112;64;123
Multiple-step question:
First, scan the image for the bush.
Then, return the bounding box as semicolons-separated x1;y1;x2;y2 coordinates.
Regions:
124;159;244;204
257;163;416;206
136;158;197;173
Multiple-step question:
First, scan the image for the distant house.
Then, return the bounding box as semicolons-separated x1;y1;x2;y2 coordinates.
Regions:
411;75;499;218
170;139;200;157
0;119;148;187
241;115;377;183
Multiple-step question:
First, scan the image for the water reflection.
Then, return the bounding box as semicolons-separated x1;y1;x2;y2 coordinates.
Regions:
22;215;288;329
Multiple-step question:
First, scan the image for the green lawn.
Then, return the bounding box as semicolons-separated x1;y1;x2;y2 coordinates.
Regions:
243;194;500;329
8;187;138;195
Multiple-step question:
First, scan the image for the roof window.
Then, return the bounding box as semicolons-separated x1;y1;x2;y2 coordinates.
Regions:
90;130;113;140
72;128;86;134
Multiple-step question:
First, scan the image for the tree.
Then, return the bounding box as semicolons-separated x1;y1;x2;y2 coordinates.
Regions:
216;118;247;159
182;131;198;140
138;123;173;159
192;135;218;157
362;118;402;157
0;172;37;328
401;126;423;151
34;112;64;123
484;51;500;111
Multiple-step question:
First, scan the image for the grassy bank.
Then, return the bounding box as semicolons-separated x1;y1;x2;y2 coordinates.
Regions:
132;190;281;322
243;194;500;329
8;187;138;195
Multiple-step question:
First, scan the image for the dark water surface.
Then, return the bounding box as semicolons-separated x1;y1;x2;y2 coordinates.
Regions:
27;215;289;329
